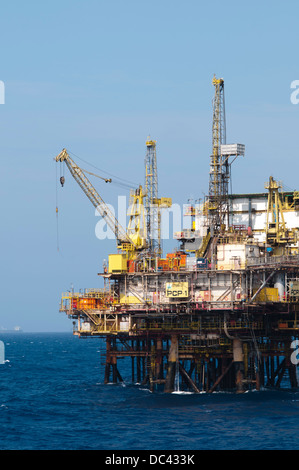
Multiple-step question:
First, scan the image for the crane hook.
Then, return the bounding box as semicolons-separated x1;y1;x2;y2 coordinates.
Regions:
60;176;65;187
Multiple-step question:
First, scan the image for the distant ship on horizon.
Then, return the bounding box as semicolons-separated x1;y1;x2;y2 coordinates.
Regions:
0;326;23;332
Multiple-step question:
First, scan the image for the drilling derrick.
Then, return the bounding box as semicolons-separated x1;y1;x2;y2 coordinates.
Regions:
145;138;160;256
208;75;227;231
208;76;245;234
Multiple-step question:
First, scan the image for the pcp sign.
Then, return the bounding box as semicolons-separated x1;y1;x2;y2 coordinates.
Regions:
165;282;188;298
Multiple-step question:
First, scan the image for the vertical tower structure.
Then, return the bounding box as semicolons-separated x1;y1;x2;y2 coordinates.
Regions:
208;75;227;231
145;137;160;255
208;76;244;232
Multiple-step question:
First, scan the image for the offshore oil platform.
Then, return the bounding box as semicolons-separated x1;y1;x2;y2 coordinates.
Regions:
55;76;299;393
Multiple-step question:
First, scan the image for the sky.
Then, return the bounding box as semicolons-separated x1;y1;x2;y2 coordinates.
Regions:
1;0;299;331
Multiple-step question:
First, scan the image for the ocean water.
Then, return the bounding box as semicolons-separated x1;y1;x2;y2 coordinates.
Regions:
0;332;299;450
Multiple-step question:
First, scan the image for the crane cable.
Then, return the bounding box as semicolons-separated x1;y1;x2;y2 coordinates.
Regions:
80;167;112;183
56;163;60;252
55;150;141;251
68;150;139;190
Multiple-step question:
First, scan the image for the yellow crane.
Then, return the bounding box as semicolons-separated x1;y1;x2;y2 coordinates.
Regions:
55;148;147;256
265;176;295;249
127;185;147;250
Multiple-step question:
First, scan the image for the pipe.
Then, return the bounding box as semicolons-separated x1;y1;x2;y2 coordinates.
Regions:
223;314;237;340
164;335;178;393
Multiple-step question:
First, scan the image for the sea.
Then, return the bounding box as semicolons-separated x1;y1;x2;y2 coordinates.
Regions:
0;332;299;452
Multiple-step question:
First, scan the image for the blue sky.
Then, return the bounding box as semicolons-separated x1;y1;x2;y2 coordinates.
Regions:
1;0;299;331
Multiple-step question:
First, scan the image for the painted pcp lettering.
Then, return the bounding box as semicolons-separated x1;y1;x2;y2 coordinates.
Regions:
167;289;184;297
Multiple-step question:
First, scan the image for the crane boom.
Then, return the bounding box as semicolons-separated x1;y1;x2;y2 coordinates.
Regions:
55;148;136;248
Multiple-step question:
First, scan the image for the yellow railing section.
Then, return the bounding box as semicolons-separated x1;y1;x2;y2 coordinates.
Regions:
60;288;118;312
73;314;299;335
61;288;113;300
